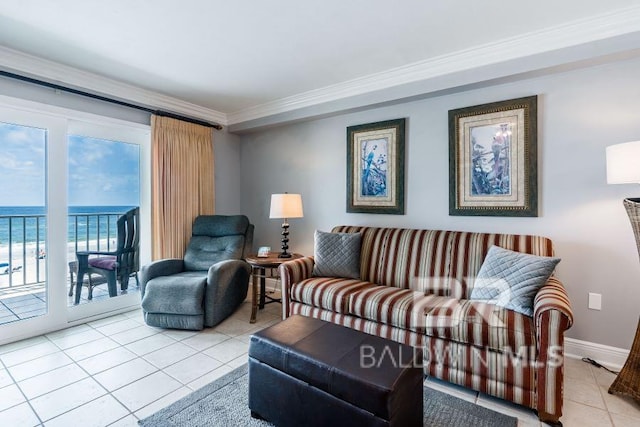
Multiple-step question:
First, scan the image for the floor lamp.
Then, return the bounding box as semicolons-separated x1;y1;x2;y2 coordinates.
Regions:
606;141;640;403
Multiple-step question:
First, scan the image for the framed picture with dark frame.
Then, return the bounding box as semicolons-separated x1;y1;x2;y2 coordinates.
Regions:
449;96;538;217
347;118;405;214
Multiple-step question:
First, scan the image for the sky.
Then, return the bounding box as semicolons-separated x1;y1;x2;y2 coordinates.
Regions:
0;122;140;206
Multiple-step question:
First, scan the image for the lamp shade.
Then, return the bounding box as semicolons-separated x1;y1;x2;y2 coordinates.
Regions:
606;141;640;184
269;193;304;219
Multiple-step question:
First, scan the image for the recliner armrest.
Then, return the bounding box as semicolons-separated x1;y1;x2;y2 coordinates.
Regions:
140;259;184;296
207;259;251;285
204;259;252;327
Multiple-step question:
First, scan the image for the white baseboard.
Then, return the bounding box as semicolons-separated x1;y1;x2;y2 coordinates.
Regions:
564;337;630;370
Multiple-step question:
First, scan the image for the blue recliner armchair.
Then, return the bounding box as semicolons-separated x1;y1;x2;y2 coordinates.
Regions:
140;215;253;330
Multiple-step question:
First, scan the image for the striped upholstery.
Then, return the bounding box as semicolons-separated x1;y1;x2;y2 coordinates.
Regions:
279;256;315;318
533;276;573;423
534;277;573;325
332;226;454;295
369;228;451;290
423;336;537;408
535;309;571;422
289;277;376;313
280;226;573;424
424;299;536;352
289;302;425;347
348;285;452;333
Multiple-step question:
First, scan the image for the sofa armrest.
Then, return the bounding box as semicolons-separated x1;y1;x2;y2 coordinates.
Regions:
534;276;574;327
279;256;315;318
140;259;184;297
533;276;573;423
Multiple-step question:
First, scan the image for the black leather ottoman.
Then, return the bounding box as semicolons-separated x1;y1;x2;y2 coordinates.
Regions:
248;315;423;427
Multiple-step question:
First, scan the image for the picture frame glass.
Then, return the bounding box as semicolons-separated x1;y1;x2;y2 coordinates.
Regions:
354;130;394;205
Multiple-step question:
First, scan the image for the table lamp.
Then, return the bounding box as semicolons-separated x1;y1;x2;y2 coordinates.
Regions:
269;193;304;258
605;140;640;403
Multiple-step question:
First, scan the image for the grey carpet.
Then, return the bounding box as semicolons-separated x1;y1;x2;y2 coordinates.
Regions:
139;364;518;427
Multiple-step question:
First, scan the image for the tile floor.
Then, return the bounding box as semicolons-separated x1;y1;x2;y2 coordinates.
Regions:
0;299;639;426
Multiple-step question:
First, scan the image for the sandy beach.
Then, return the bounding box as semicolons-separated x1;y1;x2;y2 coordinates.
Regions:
0;239;114;289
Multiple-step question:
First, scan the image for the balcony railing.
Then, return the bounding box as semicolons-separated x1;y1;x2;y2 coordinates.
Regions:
0;211;126;289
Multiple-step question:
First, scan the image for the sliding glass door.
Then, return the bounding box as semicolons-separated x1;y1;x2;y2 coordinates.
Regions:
0;104;67;343
66;119;150;321
0;97;150;344
0;120;48;325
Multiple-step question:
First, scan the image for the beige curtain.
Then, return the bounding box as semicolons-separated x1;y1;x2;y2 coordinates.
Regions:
151;115;215;260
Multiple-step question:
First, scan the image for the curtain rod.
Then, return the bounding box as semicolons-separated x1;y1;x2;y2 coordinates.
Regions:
0;70;223;130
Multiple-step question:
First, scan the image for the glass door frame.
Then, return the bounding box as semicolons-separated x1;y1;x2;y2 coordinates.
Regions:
66;118;151;324
0;95;151;345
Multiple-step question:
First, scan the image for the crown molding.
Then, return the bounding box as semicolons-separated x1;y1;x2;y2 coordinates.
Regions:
0;45;228;126
3;5;640;129
227;4;640;125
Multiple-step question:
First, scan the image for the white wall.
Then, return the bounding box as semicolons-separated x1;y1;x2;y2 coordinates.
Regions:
213;129;242;214
239;55;640;349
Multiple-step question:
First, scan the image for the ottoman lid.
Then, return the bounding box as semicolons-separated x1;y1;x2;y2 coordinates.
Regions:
249;315;422;420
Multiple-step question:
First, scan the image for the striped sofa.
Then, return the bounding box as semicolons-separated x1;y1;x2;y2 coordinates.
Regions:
279;226;573;424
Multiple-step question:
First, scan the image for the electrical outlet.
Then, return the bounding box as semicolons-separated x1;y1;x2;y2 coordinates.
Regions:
588;293;602;310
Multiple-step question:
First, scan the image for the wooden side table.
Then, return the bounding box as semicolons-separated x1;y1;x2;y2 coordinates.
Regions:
246;253;302;323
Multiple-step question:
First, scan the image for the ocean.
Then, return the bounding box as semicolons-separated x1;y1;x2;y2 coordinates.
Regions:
0;206;135;245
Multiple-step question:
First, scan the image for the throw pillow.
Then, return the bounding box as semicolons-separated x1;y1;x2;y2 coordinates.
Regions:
312;230;361;279
470;245;560;316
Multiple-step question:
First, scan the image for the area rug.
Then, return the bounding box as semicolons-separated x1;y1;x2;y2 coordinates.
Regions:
139;364;517;427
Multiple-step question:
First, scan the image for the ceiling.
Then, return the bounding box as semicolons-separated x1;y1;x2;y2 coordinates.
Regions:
1;0;640;129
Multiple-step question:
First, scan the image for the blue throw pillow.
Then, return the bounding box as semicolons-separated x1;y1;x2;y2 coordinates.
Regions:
470;245;560;316
312;230;361;279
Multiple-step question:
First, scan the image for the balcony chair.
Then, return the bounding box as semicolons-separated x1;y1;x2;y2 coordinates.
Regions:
74;207;140;304
140;215;253;330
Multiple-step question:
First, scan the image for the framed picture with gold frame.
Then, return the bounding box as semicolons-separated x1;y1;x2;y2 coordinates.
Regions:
449;96;538;217
346;118;405;214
